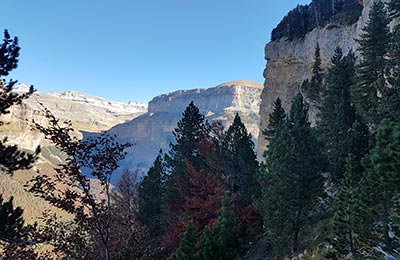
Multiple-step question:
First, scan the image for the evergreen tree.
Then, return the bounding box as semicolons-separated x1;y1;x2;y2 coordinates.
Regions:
352;1;390;126
388;0;400;19
344;119;370;179
166;101;209;175
167;222;198;260
302;43;324;102
198;194;239;260
0;196;25;243
389;194;400;252
224;113;259;204
330;154;360;260
384;2;400;123
355;121;400;253
213;194;240;260
326;119;369;259
202;120;262;242
164;101;209;210
198;226;219;260
0;29;40;257
263;97;286;141
257;93;325;258
138;150;166;239
0;29;39;174
317;48;357;184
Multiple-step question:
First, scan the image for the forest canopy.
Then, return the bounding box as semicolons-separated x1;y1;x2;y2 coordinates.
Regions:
271;0;362;41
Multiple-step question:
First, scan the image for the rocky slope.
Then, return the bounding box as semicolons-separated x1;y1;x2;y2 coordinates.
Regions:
257;0;388;157
104;80;263;180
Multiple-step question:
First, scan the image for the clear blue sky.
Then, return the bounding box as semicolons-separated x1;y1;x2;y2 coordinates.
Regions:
2;0;310;103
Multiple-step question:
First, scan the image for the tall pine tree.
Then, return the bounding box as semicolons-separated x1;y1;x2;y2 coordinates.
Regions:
352;1;390;126
317;47;357;184
383;0;400;123
302;43;324;102
257;93;325;258
164;101;209;212
138;150;166;239
224;113;259;204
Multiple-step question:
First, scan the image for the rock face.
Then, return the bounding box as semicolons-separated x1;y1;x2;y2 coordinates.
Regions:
0;85;147;164
257;0;389;157
105;80;263;180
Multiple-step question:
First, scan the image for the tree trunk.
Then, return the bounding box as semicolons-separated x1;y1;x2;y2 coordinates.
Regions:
348;230;358;260
291;225;300;255
313;1;320;27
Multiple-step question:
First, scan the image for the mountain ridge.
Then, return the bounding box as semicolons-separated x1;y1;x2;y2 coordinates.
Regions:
101;80;263;181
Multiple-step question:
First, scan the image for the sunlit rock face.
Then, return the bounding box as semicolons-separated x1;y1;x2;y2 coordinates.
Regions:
0;84;147;165
106;80;263;180
257;0;389;158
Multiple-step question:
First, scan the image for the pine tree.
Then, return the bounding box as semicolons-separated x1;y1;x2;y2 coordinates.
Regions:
352;1;390;126
344;119;370;179
263;97;286;141
0;29;39;258
0;29;39;174
257;93;325;258
389;194;400;252
198;194;240;260
0;196;25;243
302;43;324;102
355;121;400;253
138;150;166;239
383;2;400;123
317;48;357;184
198;226;219;260
164;101;209;211
213;194;240;260
224;113;259;204
388;0;400;19
167;222;198;260
166;101;209;175
330;154;360;260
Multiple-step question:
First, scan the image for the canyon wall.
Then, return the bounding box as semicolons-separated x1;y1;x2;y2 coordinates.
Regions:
257;0;389;157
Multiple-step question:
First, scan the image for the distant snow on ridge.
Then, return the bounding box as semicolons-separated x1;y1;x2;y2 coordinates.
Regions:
47;90;147;115
13;84;148;115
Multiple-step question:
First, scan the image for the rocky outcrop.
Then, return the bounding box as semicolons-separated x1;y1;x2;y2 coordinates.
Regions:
105;80;263;181
257;0;389;157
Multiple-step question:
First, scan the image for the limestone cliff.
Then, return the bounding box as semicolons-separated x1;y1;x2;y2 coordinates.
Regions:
105;80;263;180
257;0;389;157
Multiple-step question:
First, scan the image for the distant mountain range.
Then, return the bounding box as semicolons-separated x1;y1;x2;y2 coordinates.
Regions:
0;80;262;185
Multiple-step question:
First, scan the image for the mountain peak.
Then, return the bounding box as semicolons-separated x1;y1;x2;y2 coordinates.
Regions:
216;80;263;89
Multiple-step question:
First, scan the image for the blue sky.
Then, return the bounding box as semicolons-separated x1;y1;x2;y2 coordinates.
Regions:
2;0;310;103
